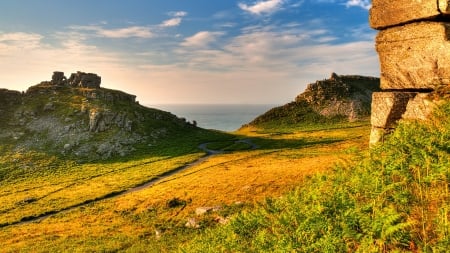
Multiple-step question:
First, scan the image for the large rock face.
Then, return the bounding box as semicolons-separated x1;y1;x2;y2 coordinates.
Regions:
376;22;450;90
370;0;450;30
369;1;450;145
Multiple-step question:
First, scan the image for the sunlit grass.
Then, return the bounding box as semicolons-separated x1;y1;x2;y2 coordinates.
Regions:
0;120;369;252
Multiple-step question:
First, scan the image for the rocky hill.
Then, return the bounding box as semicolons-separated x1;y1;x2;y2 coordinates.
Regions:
0;71;197;160
245;73;380;128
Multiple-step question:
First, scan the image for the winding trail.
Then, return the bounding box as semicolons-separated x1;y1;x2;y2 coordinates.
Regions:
1;139;258;228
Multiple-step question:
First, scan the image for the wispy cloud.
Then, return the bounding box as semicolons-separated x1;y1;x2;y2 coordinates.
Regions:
345;0;371;10
69;25;153;38
161;18;183;27
238;0;285;15
0;32;43;50
181;31;225;48
160;11;188;27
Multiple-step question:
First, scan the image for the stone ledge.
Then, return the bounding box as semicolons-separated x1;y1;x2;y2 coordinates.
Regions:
370;0;450;30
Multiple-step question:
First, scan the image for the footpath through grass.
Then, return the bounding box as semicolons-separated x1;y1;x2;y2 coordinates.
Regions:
0;118;369;251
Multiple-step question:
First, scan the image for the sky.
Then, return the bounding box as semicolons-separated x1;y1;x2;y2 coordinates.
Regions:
0;0;378;105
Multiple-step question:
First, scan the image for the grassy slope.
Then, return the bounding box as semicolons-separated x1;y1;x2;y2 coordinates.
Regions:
184;102;450;252
0;117;370;251
246;75;379;132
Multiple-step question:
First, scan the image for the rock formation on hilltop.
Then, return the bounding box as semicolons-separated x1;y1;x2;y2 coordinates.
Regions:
296;73;380;121
0;71;195;160
245;73;380;128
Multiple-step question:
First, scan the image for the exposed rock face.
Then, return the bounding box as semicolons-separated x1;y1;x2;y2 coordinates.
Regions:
369;1;450;145
89;109;133;133
376;22;450;90
370;0;450;30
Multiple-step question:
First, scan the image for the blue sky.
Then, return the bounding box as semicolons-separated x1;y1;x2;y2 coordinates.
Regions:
0;0;377;104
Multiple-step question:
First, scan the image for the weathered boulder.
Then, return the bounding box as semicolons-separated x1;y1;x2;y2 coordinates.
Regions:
371;92;416;129
402;93;438;121
376;22;450;90
68;71;101;88
370;0;450;30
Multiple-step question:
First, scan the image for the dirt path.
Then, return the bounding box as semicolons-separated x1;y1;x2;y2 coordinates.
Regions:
1;139;257;228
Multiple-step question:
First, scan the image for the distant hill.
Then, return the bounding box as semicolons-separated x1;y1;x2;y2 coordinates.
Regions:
243;73;380;129
0;71;201;160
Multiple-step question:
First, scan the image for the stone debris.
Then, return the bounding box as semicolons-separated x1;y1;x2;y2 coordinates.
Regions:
195;206;222;216
369;1;448;145
185;217;200;229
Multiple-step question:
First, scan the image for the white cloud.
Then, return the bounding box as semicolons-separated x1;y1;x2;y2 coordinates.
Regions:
161;11;188;27
70;25;152;38
239;0;285;15
345;0;371;10
161;18;183;27
98;26;152;38
170;11;188;17
181;31;225;48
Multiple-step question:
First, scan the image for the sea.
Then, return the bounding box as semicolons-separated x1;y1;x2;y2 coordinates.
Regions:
148;104;278;132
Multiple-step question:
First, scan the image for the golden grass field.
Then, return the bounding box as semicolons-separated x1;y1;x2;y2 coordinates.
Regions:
0;122;371;252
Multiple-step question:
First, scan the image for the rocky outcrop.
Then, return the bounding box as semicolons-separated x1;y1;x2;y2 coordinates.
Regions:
48;71;101;88
88;109;133;133
51;71;67;86
296;73;380;121
68;71;101;88
369;1;450;145
0;71;194;160
245;73;380;128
